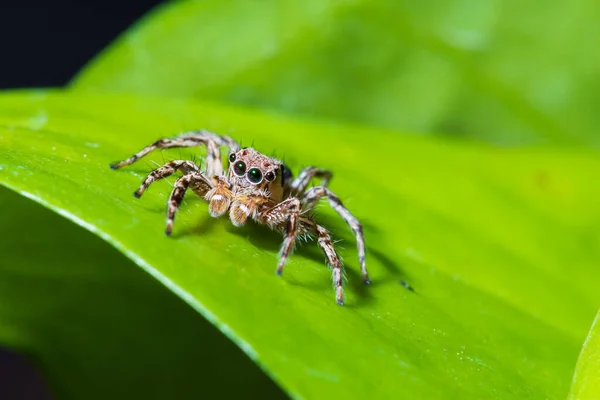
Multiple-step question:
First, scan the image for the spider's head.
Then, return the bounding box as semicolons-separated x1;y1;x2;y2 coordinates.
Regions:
227;148;286;200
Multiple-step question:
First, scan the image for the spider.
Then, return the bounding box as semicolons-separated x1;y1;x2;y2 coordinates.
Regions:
110;130;369;305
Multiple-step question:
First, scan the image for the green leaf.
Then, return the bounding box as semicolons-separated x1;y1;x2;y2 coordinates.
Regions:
568;310;600;399
1;90;600;398
71;0;600;146
0;188;283;399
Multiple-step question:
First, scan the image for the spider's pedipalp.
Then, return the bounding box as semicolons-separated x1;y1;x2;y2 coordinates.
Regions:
134;160;201;198
302;186;370;285
205;176;233;217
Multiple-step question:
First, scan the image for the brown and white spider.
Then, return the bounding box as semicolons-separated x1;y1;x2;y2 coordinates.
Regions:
110;130;369;305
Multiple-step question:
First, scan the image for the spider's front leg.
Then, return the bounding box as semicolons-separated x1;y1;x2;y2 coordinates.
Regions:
165;172;213;235
313;222;345;305
257;198;302;275
133;160;201;198
302;186;370;285
109;130;239;176
282;216;346;305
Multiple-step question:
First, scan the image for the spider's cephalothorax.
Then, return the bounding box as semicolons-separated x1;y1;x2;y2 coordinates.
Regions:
110;130;369;305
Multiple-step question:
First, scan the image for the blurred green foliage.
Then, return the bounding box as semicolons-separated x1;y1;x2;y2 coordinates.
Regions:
73;0;600;146
1;91;600;398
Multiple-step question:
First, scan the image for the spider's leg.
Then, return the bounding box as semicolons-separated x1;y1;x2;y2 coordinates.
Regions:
295;217;345;305
205;140;223;176
289;167;333;195
301;186;369;284
315;223;345;305
257;198;302;275
165;173;211;235
134;160;204;198
110;130;239;176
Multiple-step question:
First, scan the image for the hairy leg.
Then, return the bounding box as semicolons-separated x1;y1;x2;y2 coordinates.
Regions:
257;198;302;275
289;167;332;195
109;130;239;176
133;160;205;198
165;173;211;235
315;224;345;305
302;186;369;284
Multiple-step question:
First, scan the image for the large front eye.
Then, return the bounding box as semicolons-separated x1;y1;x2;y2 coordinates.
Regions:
247;168;263;184
233;161;246;176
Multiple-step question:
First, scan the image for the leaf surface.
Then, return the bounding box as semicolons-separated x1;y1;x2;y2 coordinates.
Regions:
568;310;600;400
1;90;600;398
0;188;283;399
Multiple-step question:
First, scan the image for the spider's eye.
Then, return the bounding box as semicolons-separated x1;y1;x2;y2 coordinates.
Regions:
264;171;275;182
233;161;246;176
228;153;236;163
247;168;263;184
280;164;293;185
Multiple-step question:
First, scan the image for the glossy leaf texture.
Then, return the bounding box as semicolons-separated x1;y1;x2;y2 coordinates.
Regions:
568;310;600;399
72;0;600;146
1;90;600;398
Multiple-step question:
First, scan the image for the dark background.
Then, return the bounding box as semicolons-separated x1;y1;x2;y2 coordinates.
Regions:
0;1;162;398
0;0;162;89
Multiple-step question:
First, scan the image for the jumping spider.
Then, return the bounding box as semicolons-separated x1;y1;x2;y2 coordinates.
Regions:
110;130;369;305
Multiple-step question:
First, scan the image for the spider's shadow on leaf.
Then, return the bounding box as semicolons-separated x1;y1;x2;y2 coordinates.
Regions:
140;186;415;304
227;220;380;307
361;219;416;294
176;204;413;306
